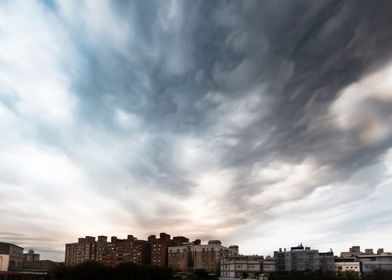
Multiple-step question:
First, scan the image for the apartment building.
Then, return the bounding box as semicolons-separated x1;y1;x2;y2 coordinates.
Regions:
148;233;189;267
319;251;335;272
274;244;320;272
220;255;263;279
65;236;96;266
23;249;40;263
65;235;151;267
168;240;238;274
96;235;150;266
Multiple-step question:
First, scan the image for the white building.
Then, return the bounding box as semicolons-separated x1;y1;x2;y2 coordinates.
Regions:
357;254;392;273
335;258;361;274
220;256;263;280
0;254;10;272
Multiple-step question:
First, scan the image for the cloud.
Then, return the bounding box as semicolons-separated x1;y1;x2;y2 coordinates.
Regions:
0;0;392;261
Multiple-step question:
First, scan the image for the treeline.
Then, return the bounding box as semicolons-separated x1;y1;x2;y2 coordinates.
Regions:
50;261;173;280
269;270;392;280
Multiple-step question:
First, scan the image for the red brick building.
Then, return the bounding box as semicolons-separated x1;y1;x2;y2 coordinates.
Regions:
65;236;96;266
148;233;189;267
65;235;150;267
96;235;150;266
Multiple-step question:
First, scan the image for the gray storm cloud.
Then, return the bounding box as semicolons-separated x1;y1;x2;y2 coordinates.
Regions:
0;0;392;261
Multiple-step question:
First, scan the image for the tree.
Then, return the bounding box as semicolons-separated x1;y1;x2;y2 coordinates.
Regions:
242;272;249;279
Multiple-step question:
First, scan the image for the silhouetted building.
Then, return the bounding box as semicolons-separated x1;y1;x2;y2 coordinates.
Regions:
21;260;59;272
168;240;238;274
23;250;40;263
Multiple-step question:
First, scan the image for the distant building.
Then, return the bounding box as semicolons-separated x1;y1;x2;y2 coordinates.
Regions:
273;244;320;272
338;246;392;274
335;257;361;274
0;242;23;271
262;258;276;275
340;246;362;258
357;253;392;273
168;240;238;274
220;255;263;279
23;249;40;263
21;260;59;272
148;233;189;267
65;234;151;267
319;250;335;272
96;235;150;266
65;236;96;266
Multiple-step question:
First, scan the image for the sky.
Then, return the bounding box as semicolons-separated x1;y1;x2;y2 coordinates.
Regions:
0;0;392;262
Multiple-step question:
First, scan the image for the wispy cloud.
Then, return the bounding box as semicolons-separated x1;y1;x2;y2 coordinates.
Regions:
0;0;391;261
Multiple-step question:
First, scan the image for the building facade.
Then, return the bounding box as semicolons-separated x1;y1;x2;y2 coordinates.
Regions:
168;240;238;274
274;245;320;272
357;254;392;273
23;250;40;263
319;251;335;272
339;246;392;274
65;235;151;267
148;233;189;267
335;258;361;274
220;255;263;279
96;235;150;266
65;236;96;266
0;243;23;271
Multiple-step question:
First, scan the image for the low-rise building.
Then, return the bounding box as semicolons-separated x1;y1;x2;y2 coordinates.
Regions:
335;257;361;274
168;240;238;274
319;251;335;272
65;234;151;266
339;246;392;274
23;249;40;263
21;260;59;272
220;255;263;279
0;242;23;271
340;246;362;258
357;253;392;273
262;258;276;277
148;233;189;267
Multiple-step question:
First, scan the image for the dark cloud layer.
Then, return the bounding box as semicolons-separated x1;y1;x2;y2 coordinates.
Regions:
1;0;392;260
71;0;392;197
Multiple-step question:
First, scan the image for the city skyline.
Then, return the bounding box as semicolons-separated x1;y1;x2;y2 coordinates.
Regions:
1;0;392;262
